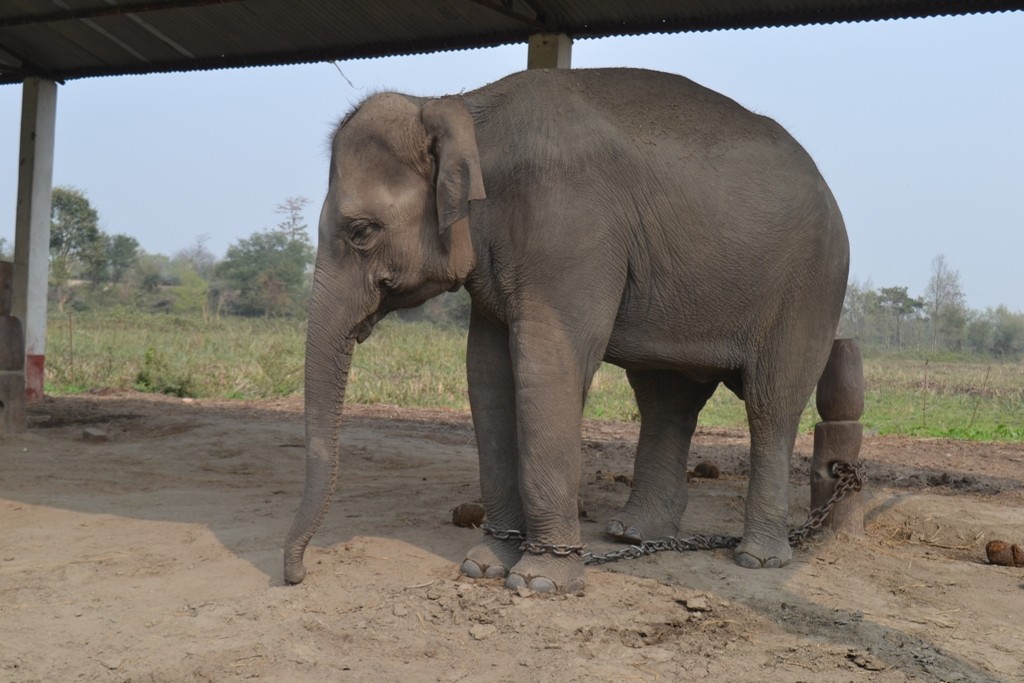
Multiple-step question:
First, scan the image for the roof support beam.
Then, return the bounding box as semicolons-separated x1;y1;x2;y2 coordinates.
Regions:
0;0;247;29
467;0;552;31
13;77;57;403
527;33;571;69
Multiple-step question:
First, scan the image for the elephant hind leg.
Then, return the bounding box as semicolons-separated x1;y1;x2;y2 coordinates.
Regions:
733;406;802;568
734;345;824;568
606;371;717;543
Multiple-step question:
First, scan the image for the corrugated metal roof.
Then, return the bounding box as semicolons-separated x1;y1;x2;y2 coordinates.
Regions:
1;0;1022;85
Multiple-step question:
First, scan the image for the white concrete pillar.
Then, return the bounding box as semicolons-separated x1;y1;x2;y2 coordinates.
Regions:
527;33;572;69
13;78;57;403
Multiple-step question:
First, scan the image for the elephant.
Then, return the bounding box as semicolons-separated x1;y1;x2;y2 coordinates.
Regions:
284;67;849;593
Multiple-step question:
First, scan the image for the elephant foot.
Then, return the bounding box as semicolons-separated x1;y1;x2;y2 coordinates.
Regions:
505;554;585;594
734;537;792;569
604;510;680;544
460;538;521;580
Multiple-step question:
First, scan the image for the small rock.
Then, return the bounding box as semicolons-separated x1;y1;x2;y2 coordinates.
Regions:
847;649;887;671
515;586;533;599
392;605;409;617
469;624;497;641
451;503;485;528
82;428;108;443
683;596;711;612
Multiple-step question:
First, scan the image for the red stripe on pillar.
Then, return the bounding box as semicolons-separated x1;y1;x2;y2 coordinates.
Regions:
25;354;44;403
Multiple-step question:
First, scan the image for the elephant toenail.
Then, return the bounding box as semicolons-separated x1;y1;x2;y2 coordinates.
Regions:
734;552;763;569
505;573;528;591
460;559;484;578
483;564;507;579
527;577;557;593
604;520;625;538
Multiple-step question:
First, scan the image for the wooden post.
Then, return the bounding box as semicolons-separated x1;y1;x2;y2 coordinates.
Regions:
810;339;865;535
527;33;572;69
1;261;28;434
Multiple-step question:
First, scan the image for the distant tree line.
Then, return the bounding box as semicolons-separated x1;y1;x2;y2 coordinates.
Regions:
840;255;1024;357
43;186;314;319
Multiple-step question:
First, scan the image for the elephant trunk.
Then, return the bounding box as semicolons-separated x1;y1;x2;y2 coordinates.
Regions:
284;272;361;585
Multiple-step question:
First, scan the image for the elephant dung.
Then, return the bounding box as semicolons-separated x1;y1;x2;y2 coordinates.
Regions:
985;540;1024;567
451;503;485;528
690;462;720;480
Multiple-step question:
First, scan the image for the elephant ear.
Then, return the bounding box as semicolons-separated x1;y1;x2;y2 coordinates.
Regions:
421;97;486;236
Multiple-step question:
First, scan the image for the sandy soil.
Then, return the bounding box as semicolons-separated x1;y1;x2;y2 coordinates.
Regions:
2;391;1023;682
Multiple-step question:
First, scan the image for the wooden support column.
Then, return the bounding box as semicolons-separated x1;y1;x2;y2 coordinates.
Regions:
811;339;866;535
13;77;57;403
527;33;572;69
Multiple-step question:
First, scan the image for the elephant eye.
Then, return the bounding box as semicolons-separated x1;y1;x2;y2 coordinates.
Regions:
345;219;382;250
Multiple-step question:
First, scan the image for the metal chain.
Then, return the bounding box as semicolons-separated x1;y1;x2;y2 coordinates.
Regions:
521;541;587;557
787;460;865;546
479;523;526;542
481;524;587;556
582;533;742;566
479;461;865;566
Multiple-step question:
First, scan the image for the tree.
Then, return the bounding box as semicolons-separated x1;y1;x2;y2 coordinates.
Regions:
217;200;314;316
966;312;994;355
108;234;140;283
173;269;211;319
990;306;1024;357
172;234;217;280
81;232;112;286
924;254;968;352
275;197;311;240
877;286;924;350
50;186;102;310
0;235;10;260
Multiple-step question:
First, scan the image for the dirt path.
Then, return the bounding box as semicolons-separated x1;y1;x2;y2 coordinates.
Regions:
2;392;1023;681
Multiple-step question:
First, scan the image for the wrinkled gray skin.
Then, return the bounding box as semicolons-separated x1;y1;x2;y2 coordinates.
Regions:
284;68;849;593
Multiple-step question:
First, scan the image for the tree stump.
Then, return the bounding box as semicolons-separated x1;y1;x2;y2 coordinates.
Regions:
0;261;27;435
810;339;865;535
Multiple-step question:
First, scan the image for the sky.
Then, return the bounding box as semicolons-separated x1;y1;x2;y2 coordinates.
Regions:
1;12;1021;311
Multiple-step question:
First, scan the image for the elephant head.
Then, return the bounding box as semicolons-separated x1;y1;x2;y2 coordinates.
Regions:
284;93;486;584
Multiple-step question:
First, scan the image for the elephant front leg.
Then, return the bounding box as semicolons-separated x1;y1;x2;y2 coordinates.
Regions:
504;317;595;594
461;310;525;580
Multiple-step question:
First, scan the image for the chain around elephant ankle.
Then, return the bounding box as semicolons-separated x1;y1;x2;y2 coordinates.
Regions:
520;540;587;557
480;523;526;542
481;524;586;557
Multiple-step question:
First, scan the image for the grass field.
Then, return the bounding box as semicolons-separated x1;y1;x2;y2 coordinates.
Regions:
44;310;1024;442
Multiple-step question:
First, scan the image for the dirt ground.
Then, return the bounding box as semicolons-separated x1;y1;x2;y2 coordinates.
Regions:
1;392;1023;682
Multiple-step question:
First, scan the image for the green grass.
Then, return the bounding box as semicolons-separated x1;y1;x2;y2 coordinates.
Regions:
46;308;306;399
44;310;1024;442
